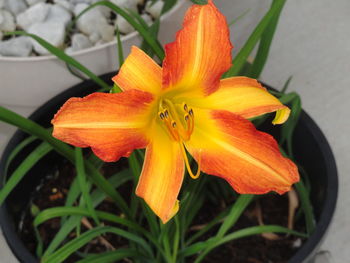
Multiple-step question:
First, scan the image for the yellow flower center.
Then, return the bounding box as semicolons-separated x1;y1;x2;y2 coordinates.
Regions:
157;99;201;179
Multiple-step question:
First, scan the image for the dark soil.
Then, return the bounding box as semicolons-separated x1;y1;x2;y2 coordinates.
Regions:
17;156;305;263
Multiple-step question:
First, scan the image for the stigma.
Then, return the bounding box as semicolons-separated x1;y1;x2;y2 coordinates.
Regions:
158;99;194;142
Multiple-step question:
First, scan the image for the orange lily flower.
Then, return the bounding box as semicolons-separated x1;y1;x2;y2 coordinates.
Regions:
52;0;299;223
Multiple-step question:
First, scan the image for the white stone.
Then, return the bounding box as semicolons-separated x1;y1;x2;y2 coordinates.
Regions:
0;31;3;40
71;33;92;51
145;0;164;19
64;46;73;54
141;13;152;25
4;0;27;15
116;15;134;34
16;3;49;30
75;3;114;42
110;0;138;12
0;9;16;31
0;0;4;9
70;0;92;5
28;21;65;55
47;4;72;26
88;32;100;44
53;0;73;12
25;0;45;6
0;36;32;56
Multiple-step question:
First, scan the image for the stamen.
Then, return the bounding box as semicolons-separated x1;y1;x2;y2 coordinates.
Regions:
184;114;189;122
159;112;165;120
172;121;177;128
189;109;194;117
183;103;188;112
179;143;201;179
164;110;169;118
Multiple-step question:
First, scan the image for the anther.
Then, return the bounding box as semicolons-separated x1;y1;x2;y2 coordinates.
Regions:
184;103;188;112
164;110;169;118
159;112;165;120
189;109;194;116
184;114;189;121
172;121;177;128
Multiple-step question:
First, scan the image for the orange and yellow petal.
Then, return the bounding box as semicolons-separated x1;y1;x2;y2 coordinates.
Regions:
162;0;232;97
181;77;290;124
112;46;162;94
185;108;299;194
51;90;154;162
136;121;184;223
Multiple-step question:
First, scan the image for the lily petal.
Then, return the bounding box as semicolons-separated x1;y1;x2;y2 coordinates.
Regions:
185;109;299;194
162;0;232;96
136;121;184;223
52;90;154;162
180;77;290;124
112;46;162;94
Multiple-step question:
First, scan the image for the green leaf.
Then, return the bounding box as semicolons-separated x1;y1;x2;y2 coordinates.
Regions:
76;248;141;263
0;142;52;205
295;180;316;235
75;148;100;225
188;225;307;262
4;32;110;90
224;0;287;77
41;226;152;263
247;0;285;79
216;194;254;238
190;0;208;5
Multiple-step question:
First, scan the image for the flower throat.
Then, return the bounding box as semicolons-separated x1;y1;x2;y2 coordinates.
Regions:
158;99;201;179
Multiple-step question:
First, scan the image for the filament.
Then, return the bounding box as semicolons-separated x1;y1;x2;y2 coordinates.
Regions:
179;143;201;179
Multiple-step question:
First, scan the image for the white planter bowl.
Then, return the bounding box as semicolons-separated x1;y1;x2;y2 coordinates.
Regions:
0;0;190;117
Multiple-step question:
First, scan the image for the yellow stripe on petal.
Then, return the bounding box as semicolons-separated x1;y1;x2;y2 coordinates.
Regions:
185;108;299;195
136;121;184;224
52;91;154;162
112;46;162;94
162;0;232;97
181;77;290;124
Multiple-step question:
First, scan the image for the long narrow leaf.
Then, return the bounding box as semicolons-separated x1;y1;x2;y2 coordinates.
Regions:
0;142;52;205
76;248;141;263
224;0;286;77
247;0;285;78
75;148;99;225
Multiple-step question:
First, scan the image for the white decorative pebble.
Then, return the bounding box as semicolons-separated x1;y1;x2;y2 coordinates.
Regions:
64;46;73;54
141;13;152;25
28;21;65;55
88;32;100;44
110;0;138;12
0;0;4;9
0;9;16;31
47;4;72;26
25;0;45;6
0;36;32;56
16;2;50;30
145;0;164;19
53;0;73;12
116;15;134;34
70;0;92;5
4;0;27;15
71;33;92;51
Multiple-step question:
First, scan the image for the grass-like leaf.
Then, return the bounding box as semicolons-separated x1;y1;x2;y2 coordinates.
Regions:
76;248;141;263
41;226;152;263
224;0;286;77
0;142;52;205
190;0;208;5
247;0;285;79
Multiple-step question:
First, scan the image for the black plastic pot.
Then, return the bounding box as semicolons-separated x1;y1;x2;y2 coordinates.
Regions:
0;73;338;263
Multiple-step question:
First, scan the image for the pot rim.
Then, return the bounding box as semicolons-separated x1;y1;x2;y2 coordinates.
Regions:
0;74;339;263
0;0;185;62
